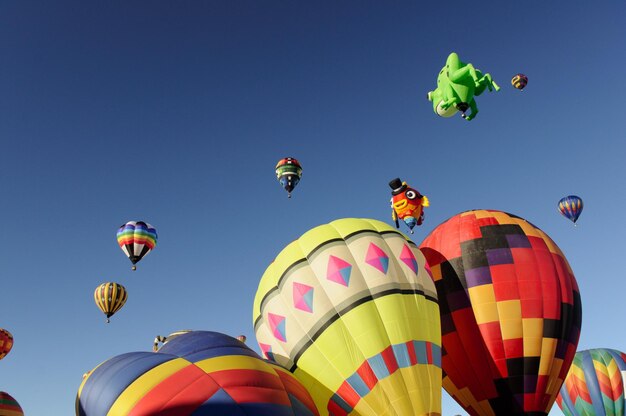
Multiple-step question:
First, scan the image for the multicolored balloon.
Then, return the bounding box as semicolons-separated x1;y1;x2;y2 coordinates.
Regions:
511;73;528;90
275;157;302;198
558;195;584;225
0;391;23;416
116;221;158;270
76;331;319;416
557;348;626;416
389;178;429;234
419;210;582;416
254;218;442;415
94;282;128;323
0;329;13;361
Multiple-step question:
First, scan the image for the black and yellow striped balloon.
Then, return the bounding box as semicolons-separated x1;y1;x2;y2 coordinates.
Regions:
94;282;128;323
511;73;528;90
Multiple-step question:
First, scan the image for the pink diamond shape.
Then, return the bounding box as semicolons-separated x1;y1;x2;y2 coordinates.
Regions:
293;282;314;313
268;312;287;342
400;244;418;274
326;255;352;286
365;243;389;274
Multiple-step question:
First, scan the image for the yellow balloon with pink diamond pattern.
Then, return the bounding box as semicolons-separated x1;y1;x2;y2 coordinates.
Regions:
253;218;442;416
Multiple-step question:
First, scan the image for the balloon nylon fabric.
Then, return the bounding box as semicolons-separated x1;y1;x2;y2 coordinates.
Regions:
116;221;158;264
419;210;582;416
0;329;13;360
76;331;319;416
557;348;626;416
254;218;442;416
0;391;24;416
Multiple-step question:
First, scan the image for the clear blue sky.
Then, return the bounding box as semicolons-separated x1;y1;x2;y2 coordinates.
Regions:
0;1;624;415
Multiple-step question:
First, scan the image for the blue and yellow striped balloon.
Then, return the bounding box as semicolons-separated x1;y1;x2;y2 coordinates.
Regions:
254;218;441;415
558;195;584;224
76;331;319;416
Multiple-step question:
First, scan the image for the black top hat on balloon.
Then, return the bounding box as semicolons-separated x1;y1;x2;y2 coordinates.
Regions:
389;178;407;196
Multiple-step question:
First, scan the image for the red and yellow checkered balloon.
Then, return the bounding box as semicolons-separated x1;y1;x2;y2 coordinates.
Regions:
419;210;582;415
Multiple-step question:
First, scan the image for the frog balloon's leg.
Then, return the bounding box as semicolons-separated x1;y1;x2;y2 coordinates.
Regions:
462;98;479;120
440;83;458;110
478;72;500;92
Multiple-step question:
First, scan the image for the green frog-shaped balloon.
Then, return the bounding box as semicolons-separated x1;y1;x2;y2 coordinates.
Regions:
427;52;500;121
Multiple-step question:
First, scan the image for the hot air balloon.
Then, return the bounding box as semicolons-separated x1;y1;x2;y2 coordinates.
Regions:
389;177;429;234
558;195;584;225
76;331;319;416
511;74;528;90
94;282;127;323
0;391;23;416
557;348;626;416
152;330;191;352
419;210;582;416
427;52;500;121
116;221;158;270
0;329;13;361
254;218;442;415
275;157;302;198
236;335;247;343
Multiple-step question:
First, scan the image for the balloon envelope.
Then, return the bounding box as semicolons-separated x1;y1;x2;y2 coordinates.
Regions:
511;74;528;90
76;331;319;416
0;329;13;361
557;348;626;416
275;157;302;197
116;221;158;267
0;391;23;416
93;282;127;322
419;209;582;415
558;195;583;224
254;218;441;415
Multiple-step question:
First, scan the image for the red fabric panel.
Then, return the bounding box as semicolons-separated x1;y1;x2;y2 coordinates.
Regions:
356;361;378;391
128;365;219;416
381;345;399;375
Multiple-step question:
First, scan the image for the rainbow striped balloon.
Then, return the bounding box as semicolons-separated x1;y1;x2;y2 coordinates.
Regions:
0;329;13;361
557;348;626;416
76;331;319;416
116;221;158;270
0;391;23;416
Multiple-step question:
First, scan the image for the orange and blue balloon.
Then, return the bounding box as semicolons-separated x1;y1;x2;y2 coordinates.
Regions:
558;195;584;225
117;221;158;270
557;348;626;416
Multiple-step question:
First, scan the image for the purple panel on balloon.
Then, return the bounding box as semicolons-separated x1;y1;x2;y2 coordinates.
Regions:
486;248;513;265
465;266;492;287
506;234;531;248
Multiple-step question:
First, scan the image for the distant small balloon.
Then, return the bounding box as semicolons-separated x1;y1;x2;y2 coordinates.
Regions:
116;221;158;270
235;335;246;343
275;157;302;198
0;329;13;361
558;195;583;225
94;282;128;323
511;73;528;90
